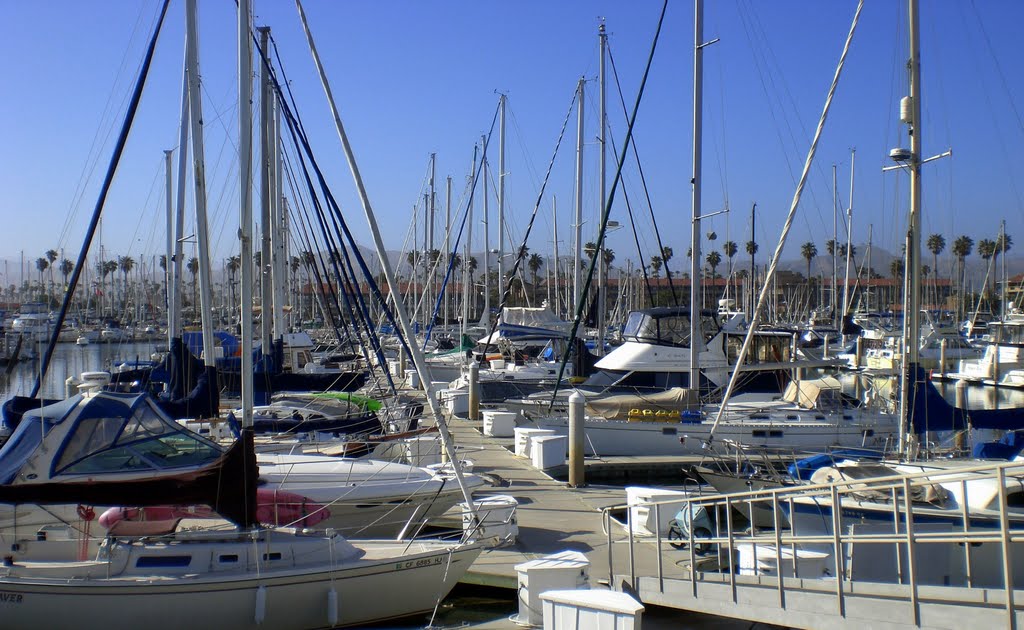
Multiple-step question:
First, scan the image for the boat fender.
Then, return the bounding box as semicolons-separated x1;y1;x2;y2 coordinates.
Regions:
327;588;338;626
254;584;267;624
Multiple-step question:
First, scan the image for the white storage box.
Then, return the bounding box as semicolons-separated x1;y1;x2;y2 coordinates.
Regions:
531;435;568;471
444;390;469;417
625;486;694;537
403;435;441;466
461;494;519;544
514;428;556;458
405;369;420;389
513;550;590;627
541;589;644;630
482;410;518;437
736;543;831;579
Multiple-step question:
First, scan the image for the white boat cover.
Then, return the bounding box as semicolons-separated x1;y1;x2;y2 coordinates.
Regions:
782;376;842;409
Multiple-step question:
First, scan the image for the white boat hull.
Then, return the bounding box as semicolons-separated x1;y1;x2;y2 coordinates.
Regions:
0;533;482;629
531;416;895;457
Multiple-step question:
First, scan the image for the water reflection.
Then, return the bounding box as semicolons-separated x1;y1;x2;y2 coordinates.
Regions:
0;341;162;400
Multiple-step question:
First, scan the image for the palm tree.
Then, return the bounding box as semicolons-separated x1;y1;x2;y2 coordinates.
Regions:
952;235;973;314
59;259;74;290
705;251;722;287
527;253;544;302
978;238;997;298
889;258;905;281
926;233;945;304
722;240;738;283
800;242;818;281
995;232;1013;260
118;255;135;311
187;257;200;312
649;255;663;279
45;249;58;300
34;257;49;302
926;234;945;276
226;255;241;315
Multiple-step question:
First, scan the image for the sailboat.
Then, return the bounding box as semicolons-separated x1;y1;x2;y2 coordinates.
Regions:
515;3;900;457
0;2;486;628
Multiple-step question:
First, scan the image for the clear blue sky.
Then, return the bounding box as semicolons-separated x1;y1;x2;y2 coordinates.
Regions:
1;0;1022;286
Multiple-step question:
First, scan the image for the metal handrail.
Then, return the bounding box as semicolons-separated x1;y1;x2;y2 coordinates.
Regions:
602;456;1024;627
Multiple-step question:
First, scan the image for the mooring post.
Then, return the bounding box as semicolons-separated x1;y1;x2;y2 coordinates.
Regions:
569;391;586;487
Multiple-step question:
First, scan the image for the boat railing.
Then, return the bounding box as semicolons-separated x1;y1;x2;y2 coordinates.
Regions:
604;457;1024;626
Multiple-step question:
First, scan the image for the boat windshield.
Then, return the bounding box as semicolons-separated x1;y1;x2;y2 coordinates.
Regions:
990;323;1024;345
621;310;718;348
53;396;222;476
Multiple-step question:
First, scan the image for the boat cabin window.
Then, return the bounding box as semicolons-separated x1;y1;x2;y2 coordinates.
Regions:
990;323;1024;345
581;369;690;391
726;334;792;364
54;398;222;476
621;310;718;348
581;369;628;389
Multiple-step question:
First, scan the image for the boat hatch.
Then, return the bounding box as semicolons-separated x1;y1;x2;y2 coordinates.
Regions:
661;427;677;436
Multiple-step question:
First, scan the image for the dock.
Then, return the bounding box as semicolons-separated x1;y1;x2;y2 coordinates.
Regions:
432;409;1024;629
438;410;707;588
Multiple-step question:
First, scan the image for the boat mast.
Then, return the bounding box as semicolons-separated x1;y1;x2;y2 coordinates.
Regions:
422;192;429;328
596;22;608;357
258;26;274;360
445;174;452;327
163;149;174;349
185;0;216;367
898;0;923;451
841;149;855;337
598;22;602;356
1000;219;1007;320
295;0;478;511
497;95;506;300
749;202;756;318
271;92;287;339
573;77;585;315
170;63;189;343
553;197;559;316
480;135;490;328
238;0;255;427
462;148;477;339
429;153;436;329
832;163;838;324
688;0;705;389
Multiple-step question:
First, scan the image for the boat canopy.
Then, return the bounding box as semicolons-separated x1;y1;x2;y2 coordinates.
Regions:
0;392;259;528
781;377;843;410
621;307;719;348
492;306;575;341
0;391;223;484
584;387;701;420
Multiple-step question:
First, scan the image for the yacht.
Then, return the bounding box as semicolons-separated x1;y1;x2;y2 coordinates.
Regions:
941;312;1024;388
505;306;822;417
9;303;52;342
